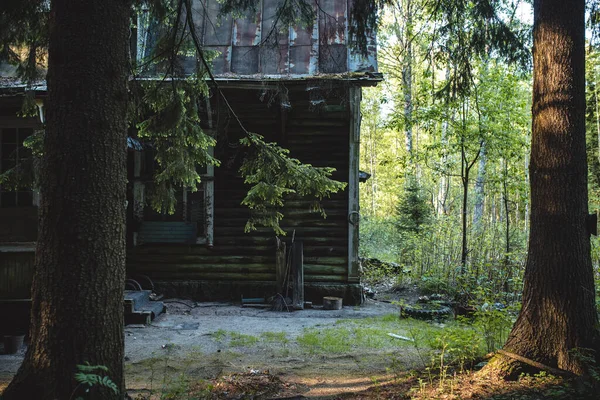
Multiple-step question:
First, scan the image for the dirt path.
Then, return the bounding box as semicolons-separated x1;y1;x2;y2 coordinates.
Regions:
1;299;426;398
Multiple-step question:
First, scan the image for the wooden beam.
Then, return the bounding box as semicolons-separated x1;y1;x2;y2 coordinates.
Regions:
275;237;286;295
292;240;304;309
347;86;361;283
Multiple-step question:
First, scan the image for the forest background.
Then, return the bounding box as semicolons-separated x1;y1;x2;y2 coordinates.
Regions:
359;0;600;302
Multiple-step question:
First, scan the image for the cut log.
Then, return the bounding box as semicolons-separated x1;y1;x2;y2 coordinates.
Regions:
323;296;342;310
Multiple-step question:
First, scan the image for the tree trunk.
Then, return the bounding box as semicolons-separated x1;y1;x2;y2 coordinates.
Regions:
3;0;130;398
492;0;600;376
460;161;469;275
472;143;485;229
502;159;512;293
402;0;413;156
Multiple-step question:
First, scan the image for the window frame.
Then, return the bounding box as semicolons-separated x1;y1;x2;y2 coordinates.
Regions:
0;127;37;208
132;145;215;247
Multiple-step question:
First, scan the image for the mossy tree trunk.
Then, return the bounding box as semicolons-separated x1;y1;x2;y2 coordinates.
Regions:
2;0;131;398
492;0;600;376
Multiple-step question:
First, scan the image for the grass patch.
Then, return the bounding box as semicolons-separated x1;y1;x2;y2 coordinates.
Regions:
208;330;260;347
229;332;260;347
211;329;227;342
296;313;493;365
260;331;289;344
297;314;432;354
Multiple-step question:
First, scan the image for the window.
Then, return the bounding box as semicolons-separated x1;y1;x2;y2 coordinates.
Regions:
0;128;34;207
133;147;214;246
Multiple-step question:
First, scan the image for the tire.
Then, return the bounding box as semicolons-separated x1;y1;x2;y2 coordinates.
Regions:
401;305;452;320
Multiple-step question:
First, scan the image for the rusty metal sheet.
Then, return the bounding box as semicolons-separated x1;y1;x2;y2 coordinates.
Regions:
289;45;312;75
289;0;315;46
188;0;376;77
191;0;206;43
260;42;289;74
319;44;347;73
347;0;377;72
319;0;347;45
233;8;261;46
204;0;233;46
232;46;259;74
206;45;231;74
260;0;289;74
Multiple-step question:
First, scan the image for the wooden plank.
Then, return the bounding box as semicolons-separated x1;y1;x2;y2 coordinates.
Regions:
219;218;345;228
214;226;347;235
275;238;286;295
304;274;347;282
128;271;276;281
129;245;273;255
0;253;35;299
303;256;347;265
127;254;274;264
292;241;304;310
128;263;274;273
303;264;347;275
214;236;347;246
347;86;361;283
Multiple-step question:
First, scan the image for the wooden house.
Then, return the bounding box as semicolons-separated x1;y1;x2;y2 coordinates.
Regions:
0;0;380;308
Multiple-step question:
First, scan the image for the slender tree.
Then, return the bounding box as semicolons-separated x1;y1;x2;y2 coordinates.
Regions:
2;0;131;398
490;0;600;375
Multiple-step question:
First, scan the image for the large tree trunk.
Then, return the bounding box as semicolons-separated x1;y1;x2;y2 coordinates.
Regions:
491;0;600;376
3;0;130;399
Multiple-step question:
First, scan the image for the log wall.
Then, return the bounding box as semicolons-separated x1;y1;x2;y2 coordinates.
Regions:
127;83;354;296
0;252;35;299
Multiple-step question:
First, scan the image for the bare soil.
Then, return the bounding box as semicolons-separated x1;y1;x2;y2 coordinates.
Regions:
0;288;586;399
1;297;424;398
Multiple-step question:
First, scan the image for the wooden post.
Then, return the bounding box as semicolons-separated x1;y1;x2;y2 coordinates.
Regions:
275;238;286;294
348;86;361;283
292;240;304;310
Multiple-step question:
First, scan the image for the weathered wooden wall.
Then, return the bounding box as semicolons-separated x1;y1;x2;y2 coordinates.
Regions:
0;97;39;300
0;252;35;299
127;83;352;296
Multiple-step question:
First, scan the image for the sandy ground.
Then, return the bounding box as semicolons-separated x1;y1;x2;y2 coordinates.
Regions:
1;297;423;398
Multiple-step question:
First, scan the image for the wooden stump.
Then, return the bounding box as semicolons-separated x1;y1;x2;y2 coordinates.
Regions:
323;296;343;310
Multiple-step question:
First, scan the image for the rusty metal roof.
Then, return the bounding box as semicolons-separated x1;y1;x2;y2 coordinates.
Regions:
138;0;379;81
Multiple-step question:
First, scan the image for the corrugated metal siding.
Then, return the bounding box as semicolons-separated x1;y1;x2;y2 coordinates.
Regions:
127;84;350;285
165;0;377;76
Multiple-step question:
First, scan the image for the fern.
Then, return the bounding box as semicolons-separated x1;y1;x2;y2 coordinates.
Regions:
71;363;118;399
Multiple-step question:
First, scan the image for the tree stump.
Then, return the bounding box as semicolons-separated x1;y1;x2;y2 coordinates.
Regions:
323;296;343;310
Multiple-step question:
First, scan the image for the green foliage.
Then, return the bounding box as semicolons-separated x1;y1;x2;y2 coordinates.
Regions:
0;0;49;84
427;325;481;371
239;132;346;235
135;79;219;214
417;275;454;296
0;131;41;191
359;216;402;263
72;363;118;399
219;0;314;29
396;174;431;234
